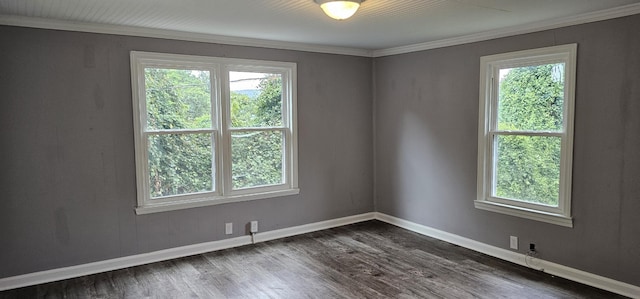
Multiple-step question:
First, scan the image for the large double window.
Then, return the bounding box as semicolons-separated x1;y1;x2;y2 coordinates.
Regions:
131;52;298;214
476;44;577;227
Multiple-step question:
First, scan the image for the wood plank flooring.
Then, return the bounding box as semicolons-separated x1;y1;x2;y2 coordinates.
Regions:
0;221;626;298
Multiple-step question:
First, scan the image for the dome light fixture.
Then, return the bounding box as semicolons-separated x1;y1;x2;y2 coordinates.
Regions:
314;0;365;20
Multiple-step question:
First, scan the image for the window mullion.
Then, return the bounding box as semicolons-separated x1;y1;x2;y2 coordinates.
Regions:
492;131;563;137
220;67;232;197
489;72;498;132
488;70;499;200
145;128;215;135
489;132;497;199
229;127;287;132
230;127;286;131
211;66;222;195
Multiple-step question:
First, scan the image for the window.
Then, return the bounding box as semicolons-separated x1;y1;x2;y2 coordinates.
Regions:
476;44;577;227
131;52;298;214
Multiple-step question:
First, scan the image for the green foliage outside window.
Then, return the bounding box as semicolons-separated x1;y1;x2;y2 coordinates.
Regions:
145;68;213;198
231;131;283;189
145;69;284;198
148;133;213;197
145;68;212;130
494;64;564;206
230;75;284;189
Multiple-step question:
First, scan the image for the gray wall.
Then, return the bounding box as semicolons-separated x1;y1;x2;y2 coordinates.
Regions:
2;13;639;288
0;26;374;278
374;14;640;286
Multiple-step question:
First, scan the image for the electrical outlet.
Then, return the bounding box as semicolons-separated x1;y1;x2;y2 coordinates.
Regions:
225;223;233;235
510;236;518;250
250;221;258;233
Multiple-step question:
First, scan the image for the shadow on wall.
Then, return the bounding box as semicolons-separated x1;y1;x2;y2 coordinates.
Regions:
390;109;475;219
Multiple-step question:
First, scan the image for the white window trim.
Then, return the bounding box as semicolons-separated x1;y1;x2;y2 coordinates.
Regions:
130;51;298;215
475;44;577;227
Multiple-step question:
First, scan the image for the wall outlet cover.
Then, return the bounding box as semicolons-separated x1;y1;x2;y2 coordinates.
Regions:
510;236;518;250
225;223;233;235
250;221;258;233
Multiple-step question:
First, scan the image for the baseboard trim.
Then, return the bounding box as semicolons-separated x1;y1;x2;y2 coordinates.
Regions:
374;212;640;298
3;211;637;298
0;235;253;292
0;212;376;291
255;212;377;243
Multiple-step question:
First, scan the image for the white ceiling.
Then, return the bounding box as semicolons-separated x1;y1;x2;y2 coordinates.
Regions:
1;0;640;52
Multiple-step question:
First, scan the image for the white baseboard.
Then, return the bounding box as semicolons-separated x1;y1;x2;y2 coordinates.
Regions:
255;212;376;243
374;212;640;299
2;211;637;298
0;212;376;291
0;235;253;292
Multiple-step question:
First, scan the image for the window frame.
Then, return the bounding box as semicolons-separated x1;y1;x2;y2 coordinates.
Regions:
475;44;577;227
131;51;298;215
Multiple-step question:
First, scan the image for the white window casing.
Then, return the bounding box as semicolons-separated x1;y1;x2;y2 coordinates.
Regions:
476;44;577;227
131;51;298;214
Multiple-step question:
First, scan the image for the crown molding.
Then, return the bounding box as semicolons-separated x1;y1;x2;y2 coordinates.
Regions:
372;3;640;57
0;15;372;57
1;3;639;58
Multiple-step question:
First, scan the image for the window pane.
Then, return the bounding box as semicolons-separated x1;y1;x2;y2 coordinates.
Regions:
497;63;564;131
148;133;214;198
494;135;560;206
229;71;283;128
231;130;284;189
145;68;211;130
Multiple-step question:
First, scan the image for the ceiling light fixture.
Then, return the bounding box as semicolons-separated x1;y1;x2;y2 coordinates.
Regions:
314;0;365;20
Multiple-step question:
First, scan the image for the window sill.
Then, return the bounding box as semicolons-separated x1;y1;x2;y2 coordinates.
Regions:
474;200;573;228
135;188;300;215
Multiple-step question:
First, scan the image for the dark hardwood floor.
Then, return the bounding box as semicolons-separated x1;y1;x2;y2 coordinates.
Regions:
1;221;625;298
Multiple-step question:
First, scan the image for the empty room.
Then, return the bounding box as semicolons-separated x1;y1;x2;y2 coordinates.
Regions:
1;0;639;298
